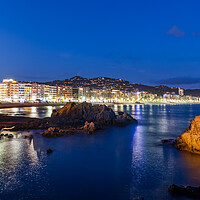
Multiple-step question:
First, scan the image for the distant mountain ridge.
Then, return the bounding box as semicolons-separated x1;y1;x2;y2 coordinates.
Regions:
45;76;200;97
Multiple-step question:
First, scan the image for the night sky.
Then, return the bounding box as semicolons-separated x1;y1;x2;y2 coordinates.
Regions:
1;0;200;89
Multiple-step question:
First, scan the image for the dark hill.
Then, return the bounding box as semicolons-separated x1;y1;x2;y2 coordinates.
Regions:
45;76;200;96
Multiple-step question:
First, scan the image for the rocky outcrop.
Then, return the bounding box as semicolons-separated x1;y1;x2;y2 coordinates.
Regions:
83;121;96;133
7;102;137;134
50;102;116;126
42;127;62;137
51;102;137;126
169;184;200;198
115;112;137;125
174;116;200;154
42;126;86;137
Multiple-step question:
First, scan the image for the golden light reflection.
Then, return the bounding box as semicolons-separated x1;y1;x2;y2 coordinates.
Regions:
179;152;200;185
0;135;40;191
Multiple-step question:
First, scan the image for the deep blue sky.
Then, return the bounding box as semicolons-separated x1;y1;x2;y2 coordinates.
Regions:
0;0;200;88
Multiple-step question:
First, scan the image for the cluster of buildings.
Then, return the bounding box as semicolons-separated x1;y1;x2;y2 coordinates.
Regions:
0;79;199;104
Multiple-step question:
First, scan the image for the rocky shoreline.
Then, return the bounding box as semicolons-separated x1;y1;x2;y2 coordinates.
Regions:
174;116;200;154
161;115;200;155
0;102;137;136
0;114;36;129
161;115;200;198
169;184;200;198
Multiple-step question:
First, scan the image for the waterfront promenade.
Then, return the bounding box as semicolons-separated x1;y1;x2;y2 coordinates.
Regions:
0;101;200;109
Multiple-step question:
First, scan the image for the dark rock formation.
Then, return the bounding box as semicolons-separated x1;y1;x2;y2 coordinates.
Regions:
42;126;86;137
51;102;137;126
8;134;13;138
169;184;200;198
13;118;50;131
174;116;200;154
161;139;174;144
46;149;53;154
42;127;62;137
115;112;137;125
6;102;137;135
51;102;116;126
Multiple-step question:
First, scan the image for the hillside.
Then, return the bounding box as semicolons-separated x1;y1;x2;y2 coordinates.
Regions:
45;76;200;97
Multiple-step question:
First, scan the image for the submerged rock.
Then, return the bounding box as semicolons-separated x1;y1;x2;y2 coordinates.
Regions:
161;139;174;144
169;184;200;198
174;116;200;154
46;149;53;154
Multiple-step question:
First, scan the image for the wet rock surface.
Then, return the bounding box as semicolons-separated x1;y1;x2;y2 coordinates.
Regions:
174;116;200;154
169;184;200;198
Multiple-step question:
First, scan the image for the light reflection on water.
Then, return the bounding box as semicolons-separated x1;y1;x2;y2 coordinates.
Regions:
0;104;200;199
0;106;63;118
0;134;50;199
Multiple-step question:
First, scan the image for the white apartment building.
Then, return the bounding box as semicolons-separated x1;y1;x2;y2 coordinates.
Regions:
0;79;19;102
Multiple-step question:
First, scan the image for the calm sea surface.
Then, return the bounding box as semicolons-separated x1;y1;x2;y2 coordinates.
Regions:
1;104;200;200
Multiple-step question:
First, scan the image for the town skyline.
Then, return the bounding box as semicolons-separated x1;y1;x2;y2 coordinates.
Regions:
0;76;199;104
1;75;200;91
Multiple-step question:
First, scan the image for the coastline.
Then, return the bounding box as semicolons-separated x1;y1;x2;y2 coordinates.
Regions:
0;102;65;109
99;102;200;105
0;102;137;133
0;101;200;109
0;115;35;128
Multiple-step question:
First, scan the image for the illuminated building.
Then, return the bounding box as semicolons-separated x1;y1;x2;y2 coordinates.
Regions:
0;78;199;104
44;85;57;102
178;88;184;96
18;83;33;102
0;83;7;100
31;83;45;101
78;87;90;102
72;88;79;101
62;86;73;100
0;79;19;102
